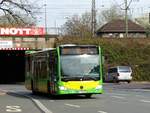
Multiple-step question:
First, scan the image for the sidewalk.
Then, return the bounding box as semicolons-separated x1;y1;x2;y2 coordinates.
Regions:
132;81;150;84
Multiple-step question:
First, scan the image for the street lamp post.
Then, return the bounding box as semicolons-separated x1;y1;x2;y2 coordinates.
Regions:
91;0;96;38
149;12;150;24
44;0;48;41
125;0;128;38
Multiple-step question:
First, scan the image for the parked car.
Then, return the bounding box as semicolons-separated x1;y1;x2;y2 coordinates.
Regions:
104;66;132;83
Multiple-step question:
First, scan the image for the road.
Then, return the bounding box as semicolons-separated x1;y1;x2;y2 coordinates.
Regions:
0;82;150;113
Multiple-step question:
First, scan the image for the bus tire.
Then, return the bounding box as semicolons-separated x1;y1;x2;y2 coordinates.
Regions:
47;80;50;94
85;94;92;98
31;80;36;94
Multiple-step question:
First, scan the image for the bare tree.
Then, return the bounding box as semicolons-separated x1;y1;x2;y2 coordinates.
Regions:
97;5;124;26
0;0;36;26
63;5;125;38
62;5;127;38
0;14;36;27
63;12;92;38
135;15;150;37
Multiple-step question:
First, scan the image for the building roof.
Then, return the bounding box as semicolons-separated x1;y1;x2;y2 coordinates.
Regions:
97;19;146;34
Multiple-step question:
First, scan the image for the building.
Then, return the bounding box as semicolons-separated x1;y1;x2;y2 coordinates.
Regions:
96;19;146;38
0;27;58;83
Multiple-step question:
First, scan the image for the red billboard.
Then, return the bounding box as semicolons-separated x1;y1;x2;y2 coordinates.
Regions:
0;27;45;36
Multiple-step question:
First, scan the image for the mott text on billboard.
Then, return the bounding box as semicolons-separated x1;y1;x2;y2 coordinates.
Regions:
0;27;45;36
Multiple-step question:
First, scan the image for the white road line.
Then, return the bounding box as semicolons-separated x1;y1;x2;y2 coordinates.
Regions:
0;89;8;92
32;99;53;113
140;100;150;103
2;89;53;113
0;92;6;95
0;93;6;95
49;100;54;102
98;111;108;113
106;93;127;96
65;103;80;108
135;95;145;98
6;106;22;112
111;95;125;99
0;89;7;95
132;89;150;92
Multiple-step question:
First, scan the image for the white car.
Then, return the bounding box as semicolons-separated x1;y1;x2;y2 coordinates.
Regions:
104;66;132;83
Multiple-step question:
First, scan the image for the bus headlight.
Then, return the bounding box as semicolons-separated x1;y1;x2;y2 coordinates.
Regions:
96;85;102;90
59;86;67;90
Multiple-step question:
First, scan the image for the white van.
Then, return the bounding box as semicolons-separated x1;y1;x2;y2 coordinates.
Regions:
104;66;132;83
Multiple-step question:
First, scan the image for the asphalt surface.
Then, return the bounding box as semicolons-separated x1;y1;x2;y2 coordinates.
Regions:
0;82;150;113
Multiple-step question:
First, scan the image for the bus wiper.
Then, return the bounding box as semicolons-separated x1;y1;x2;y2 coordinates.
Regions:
62;75;70;77
61;76;81;81
61;78;70;82
81;75;98;81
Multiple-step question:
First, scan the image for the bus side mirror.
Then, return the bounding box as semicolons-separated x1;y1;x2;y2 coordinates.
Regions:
54;76;59;82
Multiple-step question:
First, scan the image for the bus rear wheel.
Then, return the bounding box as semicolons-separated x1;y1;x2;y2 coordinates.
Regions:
31;80;36;94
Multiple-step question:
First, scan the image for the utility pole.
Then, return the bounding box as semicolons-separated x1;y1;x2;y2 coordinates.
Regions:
125;0;128;38
91;0;96;38
44;0;48;41
149;13;150;24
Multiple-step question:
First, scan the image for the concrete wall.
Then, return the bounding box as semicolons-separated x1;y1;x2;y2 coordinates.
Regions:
100;33;147;38
0;37;57;49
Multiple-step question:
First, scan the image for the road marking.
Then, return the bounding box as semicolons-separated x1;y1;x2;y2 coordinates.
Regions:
6;106;22;112
98;111;108;113
49;100;54;102
32;98;53;113
65;103;80;108
140;100;150;103
2;89;53;113
0;89;8;92
0;89;7;95
0;92;6;95
132;89;150;92
106;93;127;96
136;95;145;98
111;95;125;99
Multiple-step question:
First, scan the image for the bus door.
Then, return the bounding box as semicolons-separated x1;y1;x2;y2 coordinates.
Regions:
33;61;40;91
49;51;58;94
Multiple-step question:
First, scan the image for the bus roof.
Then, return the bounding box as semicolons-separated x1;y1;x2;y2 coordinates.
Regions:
59;44;77;47
25;50;36;54
59;44;98;48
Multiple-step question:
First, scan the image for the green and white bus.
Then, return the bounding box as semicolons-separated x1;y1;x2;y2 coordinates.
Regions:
25;44;104;97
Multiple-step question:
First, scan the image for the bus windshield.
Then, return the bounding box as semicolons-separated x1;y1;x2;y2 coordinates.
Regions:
60;55;100;81
60;46;98;55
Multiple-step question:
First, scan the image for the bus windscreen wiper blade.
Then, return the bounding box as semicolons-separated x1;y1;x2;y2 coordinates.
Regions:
82;76;98;81
61;76;81;81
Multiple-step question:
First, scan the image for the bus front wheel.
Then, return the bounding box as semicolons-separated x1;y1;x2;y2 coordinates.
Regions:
85;94;92;98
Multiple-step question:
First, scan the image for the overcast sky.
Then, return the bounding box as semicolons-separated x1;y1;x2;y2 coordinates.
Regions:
35;0;150;28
